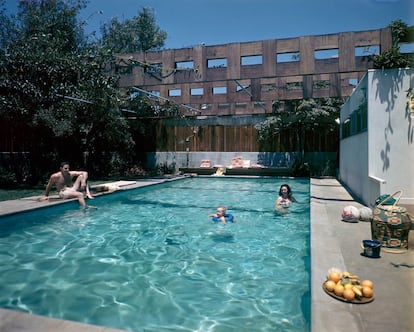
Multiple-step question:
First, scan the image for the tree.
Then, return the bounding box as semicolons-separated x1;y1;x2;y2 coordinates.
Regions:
373;20;413;69
255;98;343;174
0;0;134;181
99;7;167;53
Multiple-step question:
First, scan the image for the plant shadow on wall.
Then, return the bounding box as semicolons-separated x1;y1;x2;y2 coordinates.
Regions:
372;69;405;172
371;20;414;171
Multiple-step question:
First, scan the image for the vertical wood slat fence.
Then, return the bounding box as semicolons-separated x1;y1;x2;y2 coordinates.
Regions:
155;123;338;152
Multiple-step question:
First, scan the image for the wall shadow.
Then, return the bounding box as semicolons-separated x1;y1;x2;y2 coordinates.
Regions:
372;69;406;171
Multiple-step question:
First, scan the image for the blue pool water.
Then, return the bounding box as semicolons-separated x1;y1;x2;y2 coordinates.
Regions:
0;177;310;332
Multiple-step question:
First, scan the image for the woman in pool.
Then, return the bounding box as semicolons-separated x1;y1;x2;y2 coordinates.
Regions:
208;205;235;224
274;184;297;210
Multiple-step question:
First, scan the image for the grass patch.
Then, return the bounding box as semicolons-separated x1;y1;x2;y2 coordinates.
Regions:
0;188;43;201
0;181;114;202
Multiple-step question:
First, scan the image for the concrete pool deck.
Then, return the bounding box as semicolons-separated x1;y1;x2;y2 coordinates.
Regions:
0;177;412;332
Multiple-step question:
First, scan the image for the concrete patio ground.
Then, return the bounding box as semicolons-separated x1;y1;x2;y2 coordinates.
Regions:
311;178;413;332
0;177;412;332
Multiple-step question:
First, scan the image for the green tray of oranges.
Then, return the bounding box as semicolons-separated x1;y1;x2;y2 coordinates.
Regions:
322;268;374;304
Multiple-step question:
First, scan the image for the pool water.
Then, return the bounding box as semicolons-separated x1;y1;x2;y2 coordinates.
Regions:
0;177;310;332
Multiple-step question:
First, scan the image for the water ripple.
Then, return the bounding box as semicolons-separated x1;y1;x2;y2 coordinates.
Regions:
0;177;310;331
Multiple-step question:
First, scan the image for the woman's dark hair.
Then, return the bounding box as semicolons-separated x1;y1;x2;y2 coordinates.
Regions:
279;184;292;197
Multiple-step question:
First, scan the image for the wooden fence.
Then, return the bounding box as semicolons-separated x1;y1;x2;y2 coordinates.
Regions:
155;122;339;153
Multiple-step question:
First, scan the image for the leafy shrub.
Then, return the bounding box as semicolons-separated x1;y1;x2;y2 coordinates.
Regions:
0;167;17;187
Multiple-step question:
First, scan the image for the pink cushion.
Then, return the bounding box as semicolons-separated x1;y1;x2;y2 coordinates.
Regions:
200;160;211;168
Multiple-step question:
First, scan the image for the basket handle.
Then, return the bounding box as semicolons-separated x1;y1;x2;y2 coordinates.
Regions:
378;190;402;206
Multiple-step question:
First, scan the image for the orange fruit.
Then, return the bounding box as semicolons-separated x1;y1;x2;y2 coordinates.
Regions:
325;280;336;292
343;288;355;300
361;280;373;289
362;287;374;298
334;284;344;297
344;283;353;290
329;272;341;283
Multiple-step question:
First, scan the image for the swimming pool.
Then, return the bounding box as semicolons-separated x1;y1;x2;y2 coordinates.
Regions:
0;177;310;332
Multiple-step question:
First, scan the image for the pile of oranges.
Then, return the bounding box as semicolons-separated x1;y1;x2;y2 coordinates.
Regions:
324;269;374;301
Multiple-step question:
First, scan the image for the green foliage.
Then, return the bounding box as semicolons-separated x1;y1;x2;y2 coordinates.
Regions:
256;98;341;140
291;160;310;177
0;0;89;124
373;20;413;69
373;46;410;69
0;0;136;180
255;98;342;161
156;161;176;176
0;166;17;187
16;0;86;52
388;20;409;45
100;7;167;53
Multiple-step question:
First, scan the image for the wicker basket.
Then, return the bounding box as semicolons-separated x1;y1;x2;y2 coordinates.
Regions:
371;191;411;253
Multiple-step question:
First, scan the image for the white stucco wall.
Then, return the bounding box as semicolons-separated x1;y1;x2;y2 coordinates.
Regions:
339;132;369;201
340;68;414;206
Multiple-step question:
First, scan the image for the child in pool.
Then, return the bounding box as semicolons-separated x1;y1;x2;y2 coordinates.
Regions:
208;205;235;224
